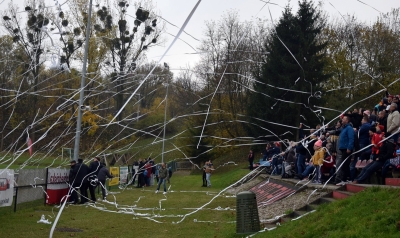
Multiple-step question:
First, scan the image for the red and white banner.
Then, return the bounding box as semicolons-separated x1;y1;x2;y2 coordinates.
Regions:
46;168;69;204
0;169;14;207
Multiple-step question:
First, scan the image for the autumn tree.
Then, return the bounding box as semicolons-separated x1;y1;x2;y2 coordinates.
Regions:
195;10;269;144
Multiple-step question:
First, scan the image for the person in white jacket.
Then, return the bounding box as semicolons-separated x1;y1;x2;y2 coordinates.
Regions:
387;103;400;142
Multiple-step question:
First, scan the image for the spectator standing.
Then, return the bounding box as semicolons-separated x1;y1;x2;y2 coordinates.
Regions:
336;116;354;185
131;160;139;186
351;116;371;181
167;166;173;183
68;160;78;204
136;159;145;188
75;158;89;204
248;150;254;170
149;159;155;186
377;110;387;133
268;142;281;175
88;157;101;202
387;103;400;142
97;163;113;201
202;162;207;187
155;163;168;194
205;160;214;187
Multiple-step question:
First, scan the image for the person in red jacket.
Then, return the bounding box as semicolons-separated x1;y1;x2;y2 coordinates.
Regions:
371;126;384;160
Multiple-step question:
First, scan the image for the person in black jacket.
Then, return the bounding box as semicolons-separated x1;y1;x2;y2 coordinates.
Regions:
136;159;145;188
353;132;395;184
68;160;78;204
88;157;101;202
248;150;255;171
75;159;90;204
97;163;113;201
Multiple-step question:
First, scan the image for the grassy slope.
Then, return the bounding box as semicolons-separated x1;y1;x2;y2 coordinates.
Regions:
267;186;400;238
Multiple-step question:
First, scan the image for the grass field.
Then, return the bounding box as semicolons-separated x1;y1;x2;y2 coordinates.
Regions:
0;167;250;238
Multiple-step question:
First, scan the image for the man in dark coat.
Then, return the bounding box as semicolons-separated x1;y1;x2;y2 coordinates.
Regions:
74;158;89;204
68;160;78;204
248;150;255;171
88;157;101;202
136;159;145;188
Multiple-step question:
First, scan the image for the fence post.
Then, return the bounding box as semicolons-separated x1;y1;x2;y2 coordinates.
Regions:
44;168;48;206
14;187;18;212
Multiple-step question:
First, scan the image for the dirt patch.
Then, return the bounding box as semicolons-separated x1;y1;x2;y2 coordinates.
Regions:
55;227;83;232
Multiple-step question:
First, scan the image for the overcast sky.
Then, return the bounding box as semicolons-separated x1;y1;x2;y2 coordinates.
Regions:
1;0;399;75
148;0;400;75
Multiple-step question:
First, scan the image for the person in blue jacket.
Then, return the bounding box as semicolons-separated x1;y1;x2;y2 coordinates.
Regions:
335;116;355;185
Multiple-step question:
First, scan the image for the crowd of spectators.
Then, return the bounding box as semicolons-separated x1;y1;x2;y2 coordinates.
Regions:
257;91;400;185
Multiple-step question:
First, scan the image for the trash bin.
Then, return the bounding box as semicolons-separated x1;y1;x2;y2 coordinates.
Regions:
236;191;260;234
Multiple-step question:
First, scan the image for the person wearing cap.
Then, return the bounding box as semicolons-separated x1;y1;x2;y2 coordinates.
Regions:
353;132;395;184
387;103;400;143
310;139;325;184
335;116;354;186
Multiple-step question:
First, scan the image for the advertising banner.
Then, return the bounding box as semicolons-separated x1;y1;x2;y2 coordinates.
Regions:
119;166;129;185
46;168;69;204
0;169;14;207
108;167;119;186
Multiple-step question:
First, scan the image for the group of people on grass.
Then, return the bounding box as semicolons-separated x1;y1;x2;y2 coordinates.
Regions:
249;91;400;185
68;157;174;203
68;157;112;204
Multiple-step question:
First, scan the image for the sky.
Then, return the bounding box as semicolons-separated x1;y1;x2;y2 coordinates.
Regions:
1;0;399;75
147;0;400;75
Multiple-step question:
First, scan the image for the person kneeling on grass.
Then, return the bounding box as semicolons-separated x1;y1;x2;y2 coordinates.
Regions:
155;163;168;195
353;132;395;184
310;139;325;184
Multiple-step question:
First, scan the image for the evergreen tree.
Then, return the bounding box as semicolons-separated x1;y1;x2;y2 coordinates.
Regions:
248;0;329;141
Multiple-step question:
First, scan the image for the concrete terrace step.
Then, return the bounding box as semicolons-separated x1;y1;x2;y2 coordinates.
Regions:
345;183;366;193
385;178;400;186
332;190;354;199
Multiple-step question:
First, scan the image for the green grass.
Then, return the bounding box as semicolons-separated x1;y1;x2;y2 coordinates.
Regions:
0;167;250;238
267;186;400;238
1;164;400;238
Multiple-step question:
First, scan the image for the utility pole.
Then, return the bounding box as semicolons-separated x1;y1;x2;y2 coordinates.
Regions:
161;63;169;163
137;93;140;121
73;0;93;162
